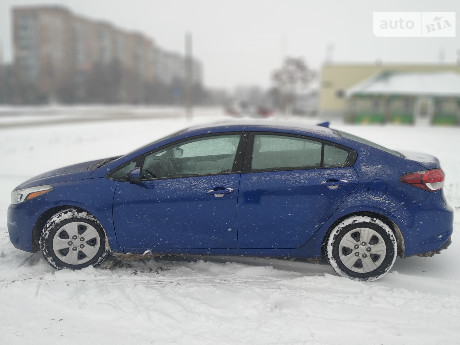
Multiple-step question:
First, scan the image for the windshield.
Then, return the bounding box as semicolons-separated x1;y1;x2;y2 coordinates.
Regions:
121;129;188;158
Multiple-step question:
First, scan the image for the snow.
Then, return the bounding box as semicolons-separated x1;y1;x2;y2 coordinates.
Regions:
346;71;460;97
0;109;459;345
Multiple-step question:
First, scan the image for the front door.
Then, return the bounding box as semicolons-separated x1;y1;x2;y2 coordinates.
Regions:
112;134;242;251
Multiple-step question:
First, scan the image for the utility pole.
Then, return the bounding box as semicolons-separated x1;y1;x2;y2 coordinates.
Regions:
185;32;193;120
0;40;3;104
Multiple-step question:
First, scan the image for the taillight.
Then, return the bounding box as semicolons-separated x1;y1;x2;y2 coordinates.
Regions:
400;169;445;192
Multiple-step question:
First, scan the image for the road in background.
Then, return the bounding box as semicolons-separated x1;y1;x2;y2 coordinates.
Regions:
0;106;222;129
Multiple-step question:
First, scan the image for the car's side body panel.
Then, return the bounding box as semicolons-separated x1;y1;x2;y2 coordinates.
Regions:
7;122;454;265
297;188;453;259
291;141;454;258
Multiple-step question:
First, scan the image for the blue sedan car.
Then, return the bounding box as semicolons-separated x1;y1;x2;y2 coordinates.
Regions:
7;122;453;280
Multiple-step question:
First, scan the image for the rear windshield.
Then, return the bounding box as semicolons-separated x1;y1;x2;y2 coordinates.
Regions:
334;129;403;157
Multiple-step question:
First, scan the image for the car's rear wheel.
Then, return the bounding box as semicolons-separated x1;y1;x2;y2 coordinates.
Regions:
326;215;397;281
39;208;109;270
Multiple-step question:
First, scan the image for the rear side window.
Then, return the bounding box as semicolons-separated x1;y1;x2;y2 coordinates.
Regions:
251;134;355;171
252;135;321;170
324;145;349;168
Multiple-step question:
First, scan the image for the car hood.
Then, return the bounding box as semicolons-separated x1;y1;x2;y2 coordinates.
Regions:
14;157;110;190
399;150;440;170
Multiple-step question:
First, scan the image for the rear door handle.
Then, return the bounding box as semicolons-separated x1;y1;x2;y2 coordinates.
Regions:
207;187;234;198
321;179;348;190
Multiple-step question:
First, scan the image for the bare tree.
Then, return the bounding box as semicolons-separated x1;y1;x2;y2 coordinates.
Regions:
271;57;315;114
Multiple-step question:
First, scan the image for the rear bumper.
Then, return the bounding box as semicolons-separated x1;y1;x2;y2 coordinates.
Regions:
439;236;452;251
393;191;453;257
418;236;452;257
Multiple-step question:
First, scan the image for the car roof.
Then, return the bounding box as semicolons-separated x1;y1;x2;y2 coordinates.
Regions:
179;120;339;139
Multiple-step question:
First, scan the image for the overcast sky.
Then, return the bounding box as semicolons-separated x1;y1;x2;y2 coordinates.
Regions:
0;0;459;90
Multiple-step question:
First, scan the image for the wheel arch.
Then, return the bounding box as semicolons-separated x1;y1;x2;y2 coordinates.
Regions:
32;205;110;252
321;211;405;259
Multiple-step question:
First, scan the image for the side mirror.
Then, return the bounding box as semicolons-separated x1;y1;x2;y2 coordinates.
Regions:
127;167;141;183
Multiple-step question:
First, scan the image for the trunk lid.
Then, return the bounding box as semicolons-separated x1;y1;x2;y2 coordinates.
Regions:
399;150;440;170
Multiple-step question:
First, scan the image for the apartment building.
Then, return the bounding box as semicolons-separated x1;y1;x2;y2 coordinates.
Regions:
12;5;203;103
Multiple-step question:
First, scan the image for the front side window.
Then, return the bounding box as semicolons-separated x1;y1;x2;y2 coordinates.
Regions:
142;134;241;179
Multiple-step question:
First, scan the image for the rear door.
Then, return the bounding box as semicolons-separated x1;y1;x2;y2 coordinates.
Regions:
237;133;358;249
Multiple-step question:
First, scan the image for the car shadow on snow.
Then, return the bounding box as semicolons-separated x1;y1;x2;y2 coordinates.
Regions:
99;253;336;277
12;250;334;278
13;250;457;282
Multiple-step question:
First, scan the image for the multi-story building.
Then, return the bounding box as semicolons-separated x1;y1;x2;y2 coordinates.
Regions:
13;6;73;101
155;49;186;85
12;5;203;104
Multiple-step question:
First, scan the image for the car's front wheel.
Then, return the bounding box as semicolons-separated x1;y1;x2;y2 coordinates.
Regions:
39;208;109;269
326;215;397;281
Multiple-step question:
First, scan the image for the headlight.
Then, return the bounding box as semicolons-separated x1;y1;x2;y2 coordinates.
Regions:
11;185;53;204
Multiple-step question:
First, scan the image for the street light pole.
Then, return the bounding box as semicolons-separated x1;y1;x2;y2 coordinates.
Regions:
0;40;3;104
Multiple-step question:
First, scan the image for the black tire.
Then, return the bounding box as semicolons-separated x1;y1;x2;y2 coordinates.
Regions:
326;215;397;281
39;208;109;270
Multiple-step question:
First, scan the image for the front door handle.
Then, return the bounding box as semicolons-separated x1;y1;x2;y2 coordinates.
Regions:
321;179;349;190
207;187;234;198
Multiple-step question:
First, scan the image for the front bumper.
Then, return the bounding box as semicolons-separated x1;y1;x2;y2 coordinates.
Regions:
7;202;42;253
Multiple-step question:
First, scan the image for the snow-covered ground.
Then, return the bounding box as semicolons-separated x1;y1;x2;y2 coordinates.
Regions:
0;110;459;345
